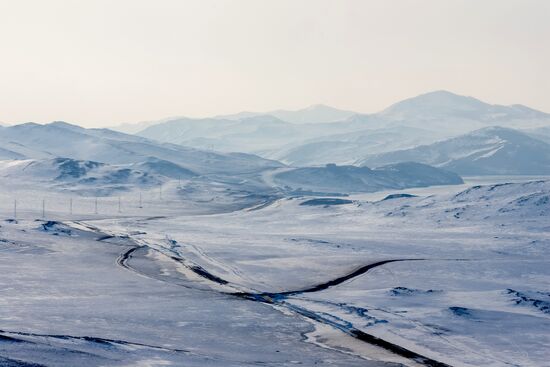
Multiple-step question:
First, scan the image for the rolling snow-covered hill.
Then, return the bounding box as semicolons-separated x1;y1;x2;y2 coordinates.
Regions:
359;126;550;175
0;122;283;176
0;158;162;194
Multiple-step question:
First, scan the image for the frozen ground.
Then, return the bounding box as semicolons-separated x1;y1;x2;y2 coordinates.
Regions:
0;177;549;366
0;219;393;366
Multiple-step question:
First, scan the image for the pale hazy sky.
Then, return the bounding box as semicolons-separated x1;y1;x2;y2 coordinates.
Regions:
0;0;548;127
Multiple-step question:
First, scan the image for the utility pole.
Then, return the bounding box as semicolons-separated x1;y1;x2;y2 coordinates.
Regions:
159;184;162;200
94;197;98;214
69;198;73;216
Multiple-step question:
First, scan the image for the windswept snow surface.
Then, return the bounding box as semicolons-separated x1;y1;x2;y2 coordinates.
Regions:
1;177;549;366
0;220;385;367
82;179;550;367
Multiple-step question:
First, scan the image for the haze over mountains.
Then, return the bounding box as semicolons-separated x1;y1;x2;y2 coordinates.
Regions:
0;118;461;197
120;91;550;170
215;104;357;124
111;104;356;136
1;90;549;197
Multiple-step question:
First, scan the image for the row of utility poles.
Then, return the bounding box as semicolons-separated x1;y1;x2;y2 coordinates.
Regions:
9;182;176;220
10;190;157;220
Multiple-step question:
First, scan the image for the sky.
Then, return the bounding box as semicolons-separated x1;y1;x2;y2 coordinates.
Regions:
0;0;548;127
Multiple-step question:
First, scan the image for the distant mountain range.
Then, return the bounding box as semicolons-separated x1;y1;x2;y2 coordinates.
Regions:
2;90;549;196
358;127;550;175
215;104;357;124
120;91;550;169
135;115;300;152
112;104;356;135
0;120;468;196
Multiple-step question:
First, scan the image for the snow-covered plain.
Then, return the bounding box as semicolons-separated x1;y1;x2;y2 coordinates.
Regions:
1;175;549;366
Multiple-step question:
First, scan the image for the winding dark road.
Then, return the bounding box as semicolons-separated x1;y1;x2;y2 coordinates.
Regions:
113;236;451;367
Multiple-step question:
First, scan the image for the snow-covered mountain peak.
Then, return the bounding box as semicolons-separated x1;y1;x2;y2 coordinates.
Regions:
380;90;550;123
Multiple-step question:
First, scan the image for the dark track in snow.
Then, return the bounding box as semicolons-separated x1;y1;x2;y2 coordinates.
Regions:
113;234;450;367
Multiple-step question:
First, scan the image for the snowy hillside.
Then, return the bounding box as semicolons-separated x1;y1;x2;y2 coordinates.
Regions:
0;122;283;176
359;126;550;175
0;158;162;195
